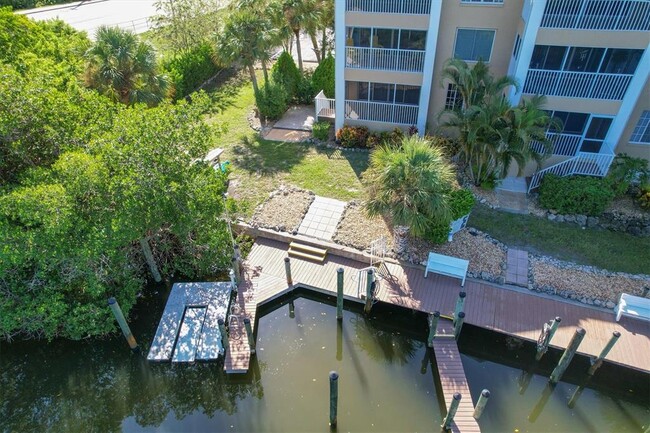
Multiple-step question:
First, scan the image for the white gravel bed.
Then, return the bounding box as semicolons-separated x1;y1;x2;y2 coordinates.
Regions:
332;201;394;252
249;186;314;233
530;255;650;308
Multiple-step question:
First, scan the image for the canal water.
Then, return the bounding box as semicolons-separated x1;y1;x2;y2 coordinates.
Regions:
1;286;648;432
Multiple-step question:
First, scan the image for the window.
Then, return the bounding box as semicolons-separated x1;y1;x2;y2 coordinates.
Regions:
400;30;427;50
565;47;605;72
395;85;421;105
370;83;392;103
346;81;422;106
347;28;427;51
461;0;503;3
512;34;522;60
530;45;567;70
551;111;589;135
600;49;643;74
375;28;399;49
444;84;463;110
630;111;650;144
454;29;495;62
580;116;613;153
350;28;371;47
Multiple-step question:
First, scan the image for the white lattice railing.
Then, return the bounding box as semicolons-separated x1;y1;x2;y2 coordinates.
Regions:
528;146;615;192
345;100;419;125
346;0;432;14
523;70;633;100
541;0;650;31
345;47;425;72
531;132;583;157
315;90;335;118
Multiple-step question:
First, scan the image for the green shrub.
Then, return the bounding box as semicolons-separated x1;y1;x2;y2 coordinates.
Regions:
295;72;315;104
312;121;330;141
539;174;615;216
366;133;381;148
312;55;334;98
1;0;71;9
638;184;650;210
424;220;452;244
255;82;288;121
449;188;475;219
163;43;220;99
271;51;301;99
336;125;369;148
605;153;650;197
389;127;405;146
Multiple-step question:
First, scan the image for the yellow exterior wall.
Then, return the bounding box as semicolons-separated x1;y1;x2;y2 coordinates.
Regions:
346;12;430;30
426;0;522;130
615;76;650;164
345;69;423;86
536;29;649;49
542;96;621;116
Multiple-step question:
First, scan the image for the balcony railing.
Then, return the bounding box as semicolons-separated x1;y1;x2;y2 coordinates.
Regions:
345;100;419;125
531;132;583;156
523;70;633;100
346;0;432;14
315;90;335;119
345;47;425;72
541;0;650;31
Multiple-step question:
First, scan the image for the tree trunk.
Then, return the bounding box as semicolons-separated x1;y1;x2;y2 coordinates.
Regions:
140;237;162;283
393;225;409;256
321;29;328;58
309;31;321;63
294;29;304;73
261;59;269;87
247;63;259;94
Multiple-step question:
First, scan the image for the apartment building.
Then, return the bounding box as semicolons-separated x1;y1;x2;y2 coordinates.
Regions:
319;0;650;188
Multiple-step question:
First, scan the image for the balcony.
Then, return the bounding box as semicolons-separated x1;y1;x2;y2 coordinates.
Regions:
541;0;650;31
346;0;432;14
345;47;425;72
523;70;633;100
531;132;583;156
314;92;419;125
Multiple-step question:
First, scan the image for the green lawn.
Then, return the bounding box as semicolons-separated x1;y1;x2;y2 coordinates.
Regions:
203;72;368;215
469;204;650;275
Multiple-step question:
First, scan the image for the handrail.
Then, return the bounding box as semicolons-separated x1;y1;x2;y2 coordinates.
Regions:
345;47;425;72
541;0;650;31
523;70;633;100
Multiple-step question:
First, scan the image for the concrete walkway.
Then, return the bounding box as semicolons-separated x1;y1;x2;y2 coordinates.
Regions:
496;177;529;214
297;196;346;240
506;248;529;287
273;105;314;131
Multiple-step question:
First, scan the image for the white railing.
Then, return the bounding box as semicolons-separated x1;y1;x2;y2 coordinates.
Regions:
523;70;633;100
315;90;335;118
346;47;425;72
346;0;432;14
531;132;583;156
528;146;615;192
541;0;650;31
345;100;419;125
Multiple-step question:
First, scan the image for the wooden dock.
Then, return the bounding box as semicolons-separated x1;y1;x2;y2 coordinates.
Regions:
433;321;481;433
147;282;232;362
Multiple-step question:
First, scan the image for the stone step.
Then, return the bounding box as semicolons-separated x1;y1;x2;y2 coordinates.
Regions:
289;241;328;257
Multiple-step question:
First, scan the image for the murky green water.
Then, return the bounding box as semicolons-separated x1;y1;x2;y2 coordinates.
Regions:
1;288;648;433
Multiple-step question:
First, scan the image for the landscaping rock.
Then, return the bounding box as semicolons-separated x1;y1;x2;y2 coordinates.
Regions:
250;186;314;233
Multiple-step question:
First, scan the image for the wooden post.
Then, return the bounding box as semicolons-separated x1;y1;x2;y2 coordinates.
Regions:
289;300;295;319
473;389;490;420
336;321;343;361
587;331;620;376
232;257;241;285
234;243;241;262
454;312;465;340
536;317;561;361
364;269;373;314
139;237;162;282
427;311;440;348
568;382;587;409
107;297;138;350
229;269;237;289
244;318;255;354
441;392;461;431
549;327;586;384
336;268;344;321
284;257;293;286
420;348;429;374
453;292;466;324
528;383;555;422
329;371;339;427
218;318;229;354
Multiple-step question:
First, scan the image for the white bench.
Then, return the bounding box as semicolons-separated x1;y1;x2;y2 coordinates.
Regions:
424;252;469;287
615;293;650;322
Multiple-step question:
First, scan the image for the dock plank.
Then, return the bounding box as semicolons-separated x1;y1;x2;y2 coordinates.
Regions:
172;307;206;363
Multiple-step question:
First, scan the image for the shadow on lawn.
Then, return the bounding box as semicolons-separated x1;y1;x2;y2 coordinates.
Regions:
203;70;248;114
314;146;370;181
231;135;309;176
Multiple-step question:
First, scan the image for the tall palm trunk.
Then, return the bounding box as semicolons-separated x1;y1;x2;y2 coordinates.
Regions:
261;59;269;87
308;31;321;63
321;29;328;57
247;63;259;94
393;225;409;255
293;29;304;73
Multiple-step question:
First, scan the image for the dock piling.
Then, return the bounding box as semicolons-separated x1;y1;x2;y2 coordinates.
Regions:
284;257;293;286
336;321;343;361
364;269;373;314
232;257;241;285
587;331;620;376
536;317;561;361
107;297;138;350
472;389;490;420
549;327;586;384
453;292;466;324
441;392;461;431
336;268;344;320
329;371;339;427
244;318;255;354
218;318;229;354
289;300;295;319
427;311;440;347
454;312;465;340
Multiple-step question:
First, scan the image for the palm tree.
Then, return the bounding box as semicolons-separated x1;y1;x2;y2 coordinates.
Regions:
214;10;275;93
271;0;319;72
84;26;167;106
364;135;455;254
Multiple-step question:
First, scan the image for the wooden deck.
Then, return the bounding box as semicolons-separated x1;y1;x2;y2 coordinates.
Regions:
238;237;650;373
433;321;481;433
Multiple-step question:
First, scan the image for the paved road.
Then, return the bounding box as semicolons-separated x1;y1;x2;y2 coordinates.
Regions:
19;0;159;36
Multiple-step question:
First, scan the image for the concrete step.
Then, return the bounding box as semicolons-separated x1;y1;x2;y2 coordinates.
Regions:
288;242;327;263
